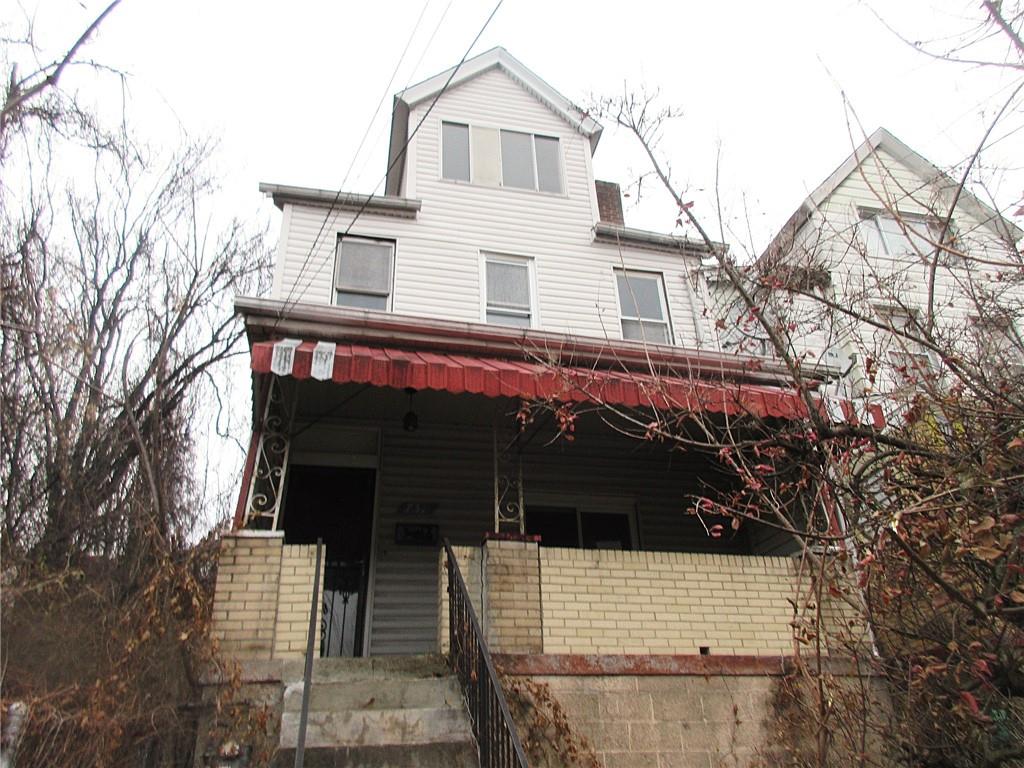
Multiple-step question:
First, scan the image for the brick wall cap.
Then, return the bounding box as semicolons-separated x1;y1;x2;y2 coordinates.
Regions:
223;530;284;539
482;531;542;544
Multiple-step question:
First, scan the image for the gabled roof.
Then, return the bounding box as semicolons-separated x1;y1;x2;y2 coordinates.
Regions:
385;47;602;196
765;127;1023;259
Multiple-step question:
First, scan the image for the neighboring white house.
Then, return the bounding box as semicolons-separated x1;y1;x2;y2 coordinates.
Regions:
705;126;1024;416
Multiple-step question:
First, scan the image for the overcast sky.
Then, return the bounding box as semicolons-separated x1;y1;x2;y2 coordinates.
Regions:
15;0;1024;255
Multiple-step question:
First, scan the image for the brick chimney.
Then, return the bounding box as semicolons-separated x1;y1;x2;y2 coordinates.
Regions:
595;180;624;226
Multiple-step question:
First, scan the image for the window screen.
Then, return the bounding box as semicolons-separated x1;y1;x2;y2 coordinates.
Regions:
442;122;470;182
485;257;532;327
500;130;536;189
616;271;671;343
534;135;562;193
334;237;394;311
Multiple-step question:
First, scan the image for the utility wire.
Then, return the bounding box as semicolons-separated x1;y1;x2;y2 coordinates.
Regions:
274;0;504;329
281;0;434;311
348;0;456;188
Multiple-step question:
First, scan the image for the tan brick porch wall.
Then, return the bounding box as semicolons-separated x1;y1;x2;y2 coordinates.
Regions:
210;532;322;661
272;543;322;659
540;549;799;655
438;545;482;654
485;539;543;654
211;532;284;659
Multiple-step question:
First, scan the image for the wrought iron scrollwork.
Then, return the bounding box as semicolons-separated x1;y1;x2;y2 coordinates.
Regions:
243;375;296;530
493;419;525;534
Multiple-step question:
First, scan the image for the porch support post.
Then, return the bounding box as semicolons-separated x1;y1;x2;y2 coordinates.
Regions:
242;374;297;530
492;419;525;534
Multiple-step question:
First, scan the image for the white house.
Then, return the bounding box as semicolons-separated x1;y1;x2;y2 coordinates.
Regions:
208;47;866;768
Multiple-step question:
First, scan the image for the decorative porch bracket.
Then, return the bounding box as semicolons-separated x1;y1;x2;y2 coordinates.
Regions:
493;419;525;534
242;374;298;530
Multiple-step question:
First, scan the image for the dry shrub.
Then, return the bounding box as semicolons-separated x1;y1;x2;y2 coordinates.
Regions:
1;532;223;767
502;675;600;768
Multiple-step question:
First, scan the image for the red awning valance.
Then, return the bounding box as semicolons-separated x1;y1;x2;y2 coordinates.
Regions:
248;338;851;423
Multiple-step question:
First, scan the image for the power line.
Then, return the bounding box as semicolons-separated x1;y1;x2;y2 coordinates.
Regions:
274;0;504;328
280;0;434;312
348;0;457;189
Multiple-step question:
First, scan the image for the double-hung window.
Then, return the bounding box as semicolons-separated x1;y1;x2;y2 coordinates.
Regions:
875;306;933;384
333;236;395;311
441;121;562;194
615;269;672;344
484;254;534;327
860;209;957;265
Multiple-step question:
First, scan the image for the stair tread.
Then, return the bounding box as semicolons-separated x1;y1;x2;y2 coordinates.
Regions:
272;741;479;768
280;706;473;749
283;677;461;712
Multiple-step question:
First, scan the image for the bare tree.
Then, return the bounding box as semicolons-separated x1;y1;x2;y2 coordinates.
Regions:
0;10;270;767
525;5;1024;766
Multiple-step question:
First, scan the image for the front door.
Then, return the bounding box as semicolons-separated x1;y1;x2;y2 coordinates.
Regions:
281;465;376;657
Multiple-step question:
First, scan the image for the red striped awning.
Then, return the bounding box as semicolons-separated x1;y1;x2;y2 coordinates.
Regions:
247;338;851;423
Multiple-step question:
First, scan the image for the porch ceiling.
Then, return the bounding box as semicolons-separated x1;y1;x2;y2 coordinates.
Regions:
251;338;816;422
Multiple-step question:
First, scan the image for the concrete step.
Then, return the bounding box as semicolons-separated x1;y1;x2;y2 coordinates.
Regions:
280;706;473;750
283;677;462;713
281;654;449;684
272;740;479;768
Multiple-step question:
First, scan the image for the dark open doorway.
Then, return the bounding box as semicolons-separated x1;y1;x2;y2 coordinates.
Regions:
280;465;376;657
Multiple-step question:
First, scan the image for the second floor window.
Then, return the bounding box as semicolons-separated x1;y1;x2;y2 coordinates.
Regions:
615;270;672;344
484;254;534;327
334;236;394;311
442;121;562;194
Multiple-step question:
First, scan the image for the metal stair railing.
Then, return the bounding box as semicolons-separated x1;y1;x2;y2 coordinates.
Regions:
443;538;529;768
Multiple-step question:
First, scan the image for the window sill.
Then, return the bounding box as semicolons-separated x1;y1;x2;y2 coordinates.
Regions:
437;177;568;200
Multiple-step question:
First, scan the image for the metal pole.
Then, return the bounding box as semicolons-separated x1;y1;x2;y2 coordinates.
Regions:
294;538;323;768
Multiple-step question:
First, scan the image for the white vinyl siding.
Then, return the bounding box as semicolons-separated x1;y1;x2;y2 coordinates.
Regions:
273;67;702;347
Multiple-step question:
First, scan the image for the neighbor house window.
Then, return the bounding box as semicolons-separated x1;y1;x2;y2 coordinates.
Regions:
334;236;394;310
615;269;672;344
875;306;933;384
484;254;534;327
442;121;562;193
860;209;957;265
973;315;1024;377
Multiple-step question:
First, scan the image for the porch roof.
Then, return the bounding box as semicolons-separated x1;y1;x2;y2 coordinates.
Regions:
251;337;826;422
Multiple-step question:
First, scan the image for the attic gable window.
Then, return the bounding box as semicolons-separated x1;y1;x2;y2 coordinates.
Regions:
441;122;470;182
334;236;395;311
441;121;562;193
